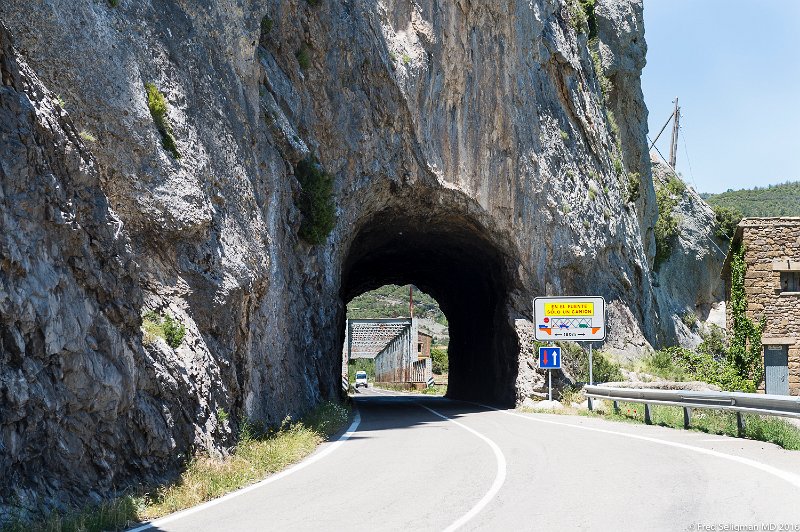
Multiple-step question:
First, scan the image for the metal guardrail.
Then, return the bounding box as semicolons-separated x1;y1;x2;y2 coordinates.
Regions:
583;385;800;436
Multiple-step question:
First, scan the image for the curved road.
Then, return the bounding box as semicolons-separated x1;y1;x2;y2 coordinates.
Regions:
135;389;800;531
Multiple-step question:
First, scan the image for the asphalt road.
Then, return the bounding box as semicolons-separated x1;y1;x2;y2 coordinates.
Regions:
134;388;800;531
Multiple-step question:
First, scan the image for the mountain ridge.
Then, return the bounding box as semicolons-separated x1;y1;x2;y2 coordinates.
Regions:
701;181;800;218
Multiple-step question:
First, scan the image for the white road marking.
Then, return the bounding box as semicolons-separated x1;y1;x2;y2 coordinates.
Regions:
127;409;362;532
483;405;800;490
417;403;507;532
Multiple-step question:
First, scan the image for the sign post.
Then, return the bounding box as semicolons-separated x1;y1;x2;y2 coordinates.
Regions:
533;297;606;403
538;346;561;401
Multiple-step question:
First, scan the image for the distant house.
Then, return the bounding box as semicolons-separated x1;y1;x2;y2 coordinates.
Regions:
417;331;432;359
722;218;800;396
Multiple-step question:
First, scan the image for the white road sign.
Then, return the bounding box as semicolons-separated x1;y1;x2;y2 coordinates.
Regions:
533;296;606;341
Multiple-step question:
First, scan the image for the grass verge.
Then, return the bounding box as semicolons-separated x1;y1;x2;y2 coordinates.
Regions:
4;402;350;532
370;383;447;396
521;400;800;451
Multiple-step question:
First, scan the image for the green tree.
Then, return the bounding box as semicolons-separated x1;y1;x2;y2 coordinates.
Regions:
712;205;742;241
431;348;449;375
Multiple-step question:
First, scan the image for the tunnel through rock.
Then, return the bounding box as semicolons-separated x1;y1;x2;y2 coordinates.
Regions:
340;208;520;406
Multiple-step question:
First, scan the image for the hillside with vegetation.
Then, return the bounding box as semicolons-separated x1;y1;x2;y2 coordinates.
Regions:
347;285;448;326
701;181;800;218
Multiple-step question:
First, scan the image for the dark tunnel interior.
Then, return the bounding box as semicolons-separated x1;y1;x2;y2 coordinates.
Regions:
340;208;520;406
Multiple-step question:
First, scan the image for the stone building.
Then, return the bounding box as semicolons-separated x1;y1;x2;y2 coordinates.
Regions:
723;218;800;395
417;331;432;359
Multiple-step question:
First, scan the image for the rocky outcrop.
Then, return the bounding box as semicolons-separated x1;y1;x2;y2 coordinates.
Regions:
1;0;670;516
651;158;728;348
595;0;657;256
0;23;197;514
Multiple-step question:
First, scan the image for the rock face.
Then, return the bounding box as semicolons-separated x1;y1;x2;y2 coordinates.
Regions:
650;158;728;348
0;0;682;515
0;22;225;515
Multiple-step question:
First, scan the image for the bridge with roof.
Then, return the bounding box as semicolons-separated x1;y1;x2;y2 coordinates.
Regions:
344;318;432;386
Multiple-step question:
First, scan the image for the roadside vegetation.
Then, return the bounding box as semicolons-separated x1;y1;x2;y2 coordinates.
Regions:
371;382;447;396
607;403;800;450
536;340;622;383
635;325;757;392
431;347;448;375
5;402;350;532
523;400;800;451
418;384;447;395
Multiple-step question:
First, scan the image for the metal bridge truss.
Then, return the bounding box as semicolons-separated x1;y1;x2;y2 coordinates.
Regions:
345;318;432;385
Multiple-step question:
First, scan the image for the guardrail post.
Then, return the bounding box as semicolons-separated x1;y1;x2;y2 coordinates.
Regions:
588;397;593;411
613;400;619;414
644;403;652;425
683;407;691;429
737;412;746;437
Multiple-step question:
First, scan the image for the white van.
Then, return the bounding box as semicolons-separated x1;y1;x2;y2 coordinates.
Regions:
355;371;368;388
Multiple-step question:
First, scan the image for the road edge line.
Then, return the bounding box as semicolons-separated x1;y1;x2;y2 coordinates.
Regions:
416;403;507;532
478;403;800;490
127;407;362;532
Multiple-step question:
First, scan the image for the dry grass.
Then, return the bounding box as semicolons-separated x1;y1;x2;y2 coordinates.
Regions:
371;383;447;395
137;422;320;519
520;400;800;451
4;402;350;532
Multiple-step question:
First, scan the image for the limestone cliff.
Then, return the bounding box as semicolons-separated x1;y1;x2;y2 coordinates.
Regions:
651;158;728;348
1;0;666;515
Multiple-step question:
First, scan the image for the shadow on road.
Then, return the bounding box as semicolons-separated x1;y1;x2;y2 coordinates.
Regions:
347;390;501;435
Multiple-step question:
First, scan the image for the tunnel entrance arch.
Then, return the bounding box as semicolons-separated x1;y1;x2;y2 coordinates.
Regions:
339;204;521;406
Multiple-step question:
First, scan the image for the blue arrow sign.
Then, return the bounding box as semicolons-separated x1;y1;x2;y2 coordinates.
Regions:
538;346;561;369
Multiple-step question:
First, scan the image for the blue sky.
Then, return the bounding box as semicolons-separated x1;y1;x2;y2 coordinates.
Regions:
641;0;800;193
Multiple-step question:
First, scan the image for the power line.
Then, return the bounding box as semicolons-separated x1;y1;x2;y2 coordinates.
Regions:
647;138;729;260
679;124;699;191
647;135;677;179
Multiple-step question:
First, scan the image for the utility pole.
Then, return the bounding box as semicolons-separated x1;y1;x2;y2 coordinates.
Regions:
409;285;414;319
668;97;680;169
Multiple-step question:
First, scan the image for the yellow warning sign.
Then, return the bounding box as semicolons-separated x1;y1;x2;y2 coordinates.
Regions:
544;302;595;316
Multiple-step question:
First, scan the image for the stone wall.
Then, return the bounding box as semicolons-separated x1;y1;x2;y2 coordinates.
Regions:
729;218;800;395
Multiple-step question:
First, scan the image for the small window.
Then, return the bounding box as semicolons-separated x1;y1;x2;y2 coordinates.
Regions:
780;271;800;292
418;343;422;352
